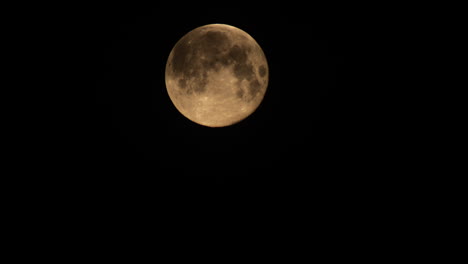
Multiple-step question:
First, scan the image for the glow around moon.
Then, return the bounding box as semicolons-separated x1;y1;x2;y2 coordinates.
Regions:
165;24;268;127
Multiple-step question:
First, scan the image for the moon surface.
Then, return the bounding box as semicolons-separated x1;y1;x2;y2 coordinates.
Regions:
165;24;269;127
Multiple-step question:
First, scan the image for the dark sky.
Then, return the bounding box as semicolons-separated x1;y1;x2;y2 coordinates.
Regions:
14;3;412;245
69;3;346;186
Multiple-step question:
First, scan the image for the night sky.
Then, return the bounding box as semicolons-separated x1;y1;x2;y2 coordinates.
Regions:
7;3;414;249
69;3;345;186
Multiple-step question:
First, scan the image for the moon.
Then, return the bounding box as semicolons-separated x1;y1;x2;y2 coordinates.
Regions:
165;24;269;127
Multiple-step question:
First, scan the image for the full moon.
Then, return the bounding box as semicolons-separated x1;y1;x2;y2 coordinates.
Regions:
165;24;269;127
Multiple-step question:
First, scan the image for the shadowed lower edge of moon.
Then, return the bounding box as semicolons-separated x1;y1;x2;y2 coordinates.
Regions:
165;24;269;127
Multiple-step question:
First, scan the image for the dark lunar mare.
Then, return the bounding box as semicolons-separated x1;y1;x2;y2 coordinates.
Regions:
226;44;262;101
258;65;267;77
170;30;231;94
170;29;262;98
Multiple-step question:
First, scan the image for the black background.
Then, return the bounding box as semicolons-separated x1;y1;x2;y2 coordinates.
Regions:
62;2;347;187
9;3;421;252
11;2;405;253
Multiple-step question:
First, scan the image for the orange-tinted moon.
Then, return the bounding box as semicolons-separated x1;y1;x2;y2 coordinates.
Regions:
165;24;268;127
